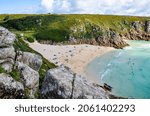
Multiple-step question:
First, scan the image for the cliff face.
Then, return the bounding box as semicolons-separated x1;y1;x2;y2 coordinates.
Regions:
64;20;150;49
124;21;150;40
0;27;42;98
1;14;150;49
41;66;109;99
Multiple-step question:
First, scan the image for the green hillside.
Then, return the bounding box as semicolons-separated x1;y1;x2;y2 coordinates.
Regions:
0;14;150;44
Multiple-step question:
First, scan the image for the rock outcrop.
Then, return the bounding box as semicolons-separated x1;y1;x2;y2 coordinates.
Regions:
0;73;24;99
41;66;109;99
124;20;150;41
145;21;150;33
16;62;39;98
131;21;142;32
17;52;42;71
0;27;16;72
39;30;128;49
0;27;16;47
96;30;128;49
0;26;42;99
67;20;150;48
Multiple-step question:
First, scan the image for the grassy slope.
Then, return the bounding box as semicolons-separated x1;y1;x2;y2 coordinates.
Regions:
13;38;56;88
0;14;149;43
0;14;48;21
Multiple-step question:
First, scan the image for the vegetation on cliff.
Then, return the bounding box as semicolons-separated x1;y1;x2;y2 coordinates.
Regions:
0;26;57;98
13;38;56;89
0;14;149;48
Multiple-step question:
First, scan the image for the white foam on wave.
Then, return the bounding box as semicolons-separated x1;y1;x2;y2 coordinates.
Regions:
115;52;123;58
100;69;110;80
107;63;112;67
138;44;150;49
124;46;133;50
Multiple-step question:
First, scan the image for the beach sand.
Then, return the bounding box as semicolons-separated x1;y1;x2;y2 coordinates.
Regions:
28;41;114;78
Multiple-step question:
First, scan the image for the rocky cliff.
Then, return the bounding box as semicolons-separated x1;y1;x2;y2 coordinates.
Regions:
124;21;150;40
0;27;112;99
65;20;150;48
1;15;150;49
41;66;109;99
0;26;42;98
38;29;128;49
35;19;150;49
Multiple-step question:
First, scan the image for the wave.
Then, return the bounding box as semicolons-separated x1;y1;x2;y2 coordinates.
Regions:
107;63;112;67
115;52;123;58
124;46;133;50
100;69;110;81
138;44;150;49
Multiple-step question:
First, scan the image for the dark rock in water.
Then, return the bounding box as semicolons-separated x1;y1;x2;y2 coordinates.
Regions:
109;94;126;99
104;83;112;92
0;73;24;99
41;66;109;99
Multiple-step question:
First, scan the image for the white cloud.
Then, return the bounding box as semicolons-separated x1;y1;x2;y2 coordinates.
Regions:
41;0;54;12
61;0;71;11
40;0;150;16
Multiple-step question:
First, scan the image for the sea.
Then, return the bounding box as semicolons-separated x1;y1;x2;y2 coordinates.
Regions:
85;40;150;98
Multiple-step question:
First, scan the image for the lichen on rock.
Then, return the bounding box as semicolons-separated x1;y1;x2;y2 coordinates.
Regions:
0;26;42;99
41;66;109;99
0;73;24;99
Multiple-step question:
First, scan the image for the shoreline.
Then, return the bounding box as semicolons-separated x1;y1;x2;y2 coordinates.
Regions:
28;41;115;83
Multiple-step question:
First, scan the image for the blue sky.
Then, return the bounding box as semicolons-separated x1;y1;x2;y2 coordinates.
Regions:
0;0;41;14
0;0;150;16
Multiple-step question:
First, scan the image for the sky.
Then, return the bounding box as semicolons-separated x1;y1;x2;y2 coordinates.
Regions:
0;0;150;16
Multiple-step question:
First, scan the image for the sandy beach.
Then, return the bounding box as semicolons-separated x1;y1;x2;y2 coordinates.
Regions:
28;41;114;77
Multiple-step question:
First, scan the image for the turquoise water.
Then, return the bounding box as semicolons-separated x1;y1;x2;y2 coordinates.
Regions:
85;40;150;99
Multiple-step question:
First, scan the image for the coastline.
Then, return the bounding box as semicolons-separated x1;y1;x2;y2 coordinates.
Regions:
28;41;115;82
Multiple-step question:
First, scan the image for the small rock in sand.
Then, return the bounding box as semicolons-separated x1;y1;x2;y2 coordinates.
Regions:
55;62;58;64
65;59;68;62
52;58;57;60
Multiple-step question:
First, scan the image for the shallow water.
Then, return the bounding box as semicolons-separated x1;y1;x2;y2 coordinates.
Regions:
85;40;150;99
